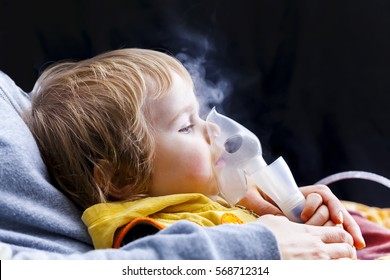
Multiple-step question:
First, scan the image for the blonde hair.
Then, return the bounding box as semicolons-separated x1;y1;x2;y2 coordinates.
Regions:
25;48;193;209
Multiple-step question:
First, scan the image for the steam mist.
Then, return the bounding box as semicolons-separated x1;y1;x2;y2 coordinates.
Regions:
173;32;233;118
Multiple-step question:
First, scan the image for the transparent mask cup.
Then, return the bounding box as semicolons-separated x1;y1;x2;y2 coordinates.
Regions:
206;107;305;223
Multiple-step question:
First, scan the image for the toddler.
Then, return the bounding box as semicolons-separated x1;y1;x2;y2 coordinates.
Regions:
25;48;364;257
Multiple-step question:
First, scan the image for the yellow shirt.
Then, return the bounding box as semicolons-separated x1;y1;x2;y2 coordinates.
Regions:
82;193;257;249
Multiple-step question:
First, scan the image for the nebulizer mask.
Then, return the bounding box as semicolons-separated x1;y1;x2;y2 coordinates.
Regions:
206;107;305;222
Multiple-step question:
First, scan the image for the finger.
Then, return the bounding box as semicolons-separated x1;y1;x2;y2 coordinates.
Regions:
304;204;330;226
300;185;366;248
326;243;357;260
246;176;278;205
301;193;323;222
308;185;345;224
324;220;342;227
237;185;283;216
300;185;340;220
323;198;366;248
320;227;354;247
341;211;366;249
322;195;344;224
238;195;283;216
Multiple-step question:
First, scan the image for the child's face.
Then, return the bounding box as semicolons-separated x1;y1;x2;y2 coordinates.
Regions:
147;71;221;199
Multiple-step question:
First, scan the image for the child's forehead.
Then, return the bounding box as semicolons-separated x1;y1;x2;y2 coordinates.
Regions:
169;68;194;88
146;68;194;99
145;72;198;124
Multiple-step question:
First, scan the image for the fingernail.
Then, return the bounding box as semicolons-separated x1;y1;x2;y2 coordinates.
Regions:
360;238;366;249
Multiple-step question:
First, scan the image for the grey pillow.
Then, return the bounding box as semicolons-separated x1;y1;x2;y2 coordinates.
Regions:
0;71;92;253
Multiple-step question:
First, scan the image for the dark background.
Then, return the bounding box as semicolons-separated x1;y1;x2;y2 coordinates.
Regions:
1;0;389;207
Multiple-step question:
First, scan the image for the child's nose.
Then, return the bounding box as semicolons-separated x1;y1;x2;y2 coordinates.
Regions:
204;121;221;145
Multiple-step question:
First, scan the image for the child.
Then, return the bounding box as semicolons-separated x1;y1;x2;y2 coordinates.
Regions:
25;48;364;258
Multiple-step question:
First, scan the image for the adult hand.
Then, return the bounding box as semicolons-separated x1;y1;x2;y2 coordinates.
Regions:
299;185;366;249
237;180;365;249
237;183;333;226
257;214;357;260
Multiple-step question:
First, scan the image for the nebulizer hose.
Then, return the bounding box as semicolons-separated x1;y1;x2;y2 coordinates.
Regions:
316;171;390;190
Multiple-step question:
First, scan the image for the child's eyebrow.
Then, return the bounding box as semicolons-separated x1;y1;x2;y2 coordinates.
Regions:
168;103;200;126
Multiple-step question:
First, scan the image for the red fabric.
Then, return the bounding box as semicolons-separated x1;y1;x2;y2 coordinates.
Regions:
349;210;390;260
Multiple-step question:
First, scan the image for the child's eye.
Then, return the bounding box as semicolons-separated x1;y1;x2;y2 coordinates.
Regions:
179;124;194;134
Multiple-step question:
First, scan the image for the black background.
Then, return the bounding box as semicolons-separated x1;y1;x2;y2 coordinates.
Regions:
1;0;389;207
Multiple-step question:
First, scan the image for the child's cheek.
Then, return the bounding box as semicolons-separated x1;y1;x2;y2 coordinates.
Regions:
185;151;212;179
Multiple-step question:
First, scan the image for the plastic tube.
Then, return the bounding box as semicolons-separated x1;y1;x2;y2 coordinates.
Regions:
316;171;390;189
249;156;305;223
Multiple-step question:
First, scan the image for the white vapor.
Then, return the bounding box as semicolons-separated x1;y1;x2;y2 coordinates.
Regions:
174;35;232;118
